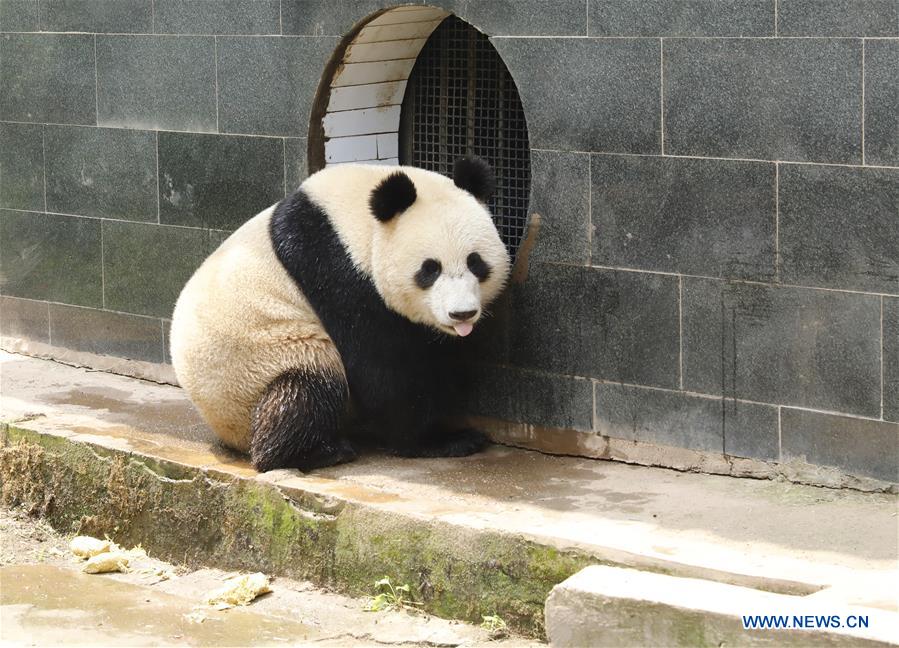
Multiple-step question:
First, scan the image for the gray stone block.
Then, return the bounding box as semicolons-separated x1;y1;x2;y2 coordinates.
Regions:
493;38;660;154
217;35;337;136
39;0;152;33
0;296;49;343
284;137;308;195
778;0;899;36
154;0;280;34
158;131;283;230
0;122;44;212
529;150;590;265
0;33;95;124
0;209;102;307
96;35;216;132
682;278;882;417
48;304;164;363
45;125;157;221
589;0;774;36
885;297;899;422
864;39;899;167
469;365;593;432
664;39;862;164
779;164;898;294
594;382;778;459
781;408;898;483
456;0;586;36
281;0;398;36
591;155;775;280
102;220;207;318
0;0;39;31
511;263;680;388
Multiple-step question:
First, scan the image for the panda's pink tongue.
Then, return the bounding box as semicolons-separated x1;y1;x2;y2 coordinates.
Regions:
453;322;474;337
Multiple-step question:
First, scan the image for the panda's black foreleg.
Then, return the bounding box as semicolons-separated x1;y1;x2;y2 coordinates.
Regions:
376;364;491;459
249;368;356;472
383;395;490;458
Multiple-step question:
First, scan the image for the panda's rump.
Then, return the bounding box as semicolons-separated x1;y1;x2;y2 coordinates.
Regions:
170;206;345;452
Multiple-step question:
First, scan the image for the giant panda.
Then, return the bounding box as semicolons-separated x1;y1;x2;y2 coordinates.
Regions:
170;157;510;472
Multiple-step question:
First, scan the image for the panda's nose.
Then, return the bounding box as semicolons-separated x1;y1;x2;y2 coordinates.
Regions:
449;309;478;322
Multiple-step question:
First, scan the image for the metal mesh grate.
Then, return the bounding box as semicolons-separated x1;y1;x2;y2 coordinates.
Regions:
401;16;531;257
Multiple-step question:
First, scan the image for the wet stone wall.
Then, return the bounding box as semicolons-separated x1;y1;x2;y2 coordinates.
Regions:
0;0;897;484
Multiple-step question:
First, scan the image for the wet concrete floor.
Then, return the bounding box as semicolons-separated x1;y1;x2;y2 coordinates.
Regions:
1;564;319;646
0;509;532;647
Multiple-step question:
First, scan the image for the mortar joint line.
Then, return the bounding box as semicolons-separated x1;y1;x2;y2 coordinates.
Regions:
41;125;48;212
155;130;160;224
777;406;782;462
282;137;288;197
660;37;665;156
678;274;684;390
214;36;220;133
100;220;106;309
160;318;166;364
585;0;589;37
774;162;780;282
93;34;99;126
587;154;592;264
774;0;778;37
861;39;866;166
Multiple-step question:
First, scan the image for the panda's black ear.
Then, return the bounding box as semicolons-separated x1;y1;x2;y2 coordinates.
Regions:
453;156;495;203
370;171;417;222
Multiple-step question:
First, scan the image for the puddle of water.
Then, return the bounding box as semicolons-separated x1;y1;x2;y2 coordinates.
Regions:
0;565;320;646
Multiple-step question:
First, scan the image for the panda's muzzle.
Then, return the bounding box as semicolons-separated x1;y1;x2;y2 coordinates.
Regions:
449;309;478;322
447;310;478;337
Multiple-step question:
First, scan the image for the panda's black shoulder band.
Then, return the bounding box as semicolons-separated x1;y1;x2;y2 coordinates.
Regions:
453;156;495;203
370;171;417;222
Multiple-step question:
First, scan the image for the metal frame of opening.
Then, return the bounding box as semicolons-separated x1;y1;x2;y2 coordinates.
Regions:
400;16;531;257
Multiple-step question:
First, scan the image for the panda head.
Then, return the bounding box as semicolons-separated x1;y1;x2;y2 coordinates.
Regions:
368;157;511;338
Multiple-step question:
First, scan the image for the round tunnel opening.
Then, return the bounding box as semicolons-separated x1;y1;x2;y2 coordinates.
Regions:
309;7;531;258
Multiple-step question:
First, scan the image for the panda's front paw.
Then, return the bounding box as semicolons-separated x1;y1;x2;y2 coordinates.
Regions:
398;427;491;458
441;427;490;456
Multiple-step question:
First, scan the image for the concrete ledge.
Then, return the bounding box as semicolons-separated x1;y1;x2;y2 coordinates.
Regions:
546;565;898;647
2;351;897;640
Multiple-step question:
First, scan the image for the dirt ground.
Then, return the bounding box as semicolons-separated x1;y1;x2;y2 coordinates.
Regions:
0;507;541;647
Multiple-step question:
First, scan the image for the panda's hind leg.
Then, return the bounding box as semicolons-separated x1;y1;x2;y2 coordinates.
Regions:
249;368;355;472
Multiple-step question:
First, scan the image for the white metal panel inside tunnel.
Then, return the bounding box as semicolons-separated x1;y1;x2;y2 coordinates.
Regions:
322;6;450;166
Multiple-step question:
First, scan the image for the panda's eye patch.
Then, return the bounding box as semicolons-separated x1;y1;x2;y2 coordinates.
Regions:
415;258;442;289
467;252;491;282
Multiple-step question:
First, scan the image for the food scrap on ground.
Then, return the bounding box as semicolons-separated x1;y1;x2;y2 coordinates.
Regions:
83;551;132;574
68;535;146;574
69;535;111;558
205;572;272;609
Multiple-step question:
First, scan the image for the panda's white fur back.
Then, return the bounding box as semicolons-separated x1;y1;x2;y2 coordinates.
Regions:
169;203;342;452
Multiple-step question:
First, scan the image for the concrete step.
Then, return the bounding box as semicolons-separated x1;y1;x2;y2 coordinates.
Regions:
1;350;897;641
546;566;897;647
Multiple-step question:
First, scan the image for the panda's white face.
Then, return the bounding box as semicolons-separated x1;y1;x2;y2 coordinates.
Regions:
369;168;510;337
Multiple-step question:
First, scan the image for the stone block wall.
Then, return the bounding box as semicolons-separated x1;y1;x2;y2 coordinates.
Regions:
0;0;896;485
